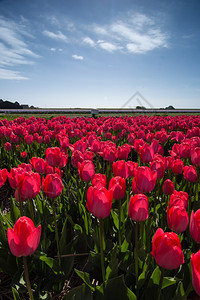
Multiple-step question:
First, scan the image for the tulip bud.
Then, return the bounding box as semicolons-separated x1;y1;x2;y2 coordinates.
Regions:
128;194;149;222
7;216;41;257
151;228;184;269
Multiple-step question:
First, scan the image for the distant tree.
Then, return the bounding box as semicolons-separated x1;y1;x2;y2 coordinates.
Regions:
165;105;175;110
136;106;146;110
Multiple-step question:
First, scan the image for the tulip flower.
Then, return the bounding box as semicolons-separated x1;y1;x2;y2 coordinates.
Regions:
132;166;157;194
190;210;200;243
128;194;149;222
7;216;41;257
86;186;113;219
7;167;25;190
108;176;126;200
162;179;174;195
183;165;197;182
71;150;84;168
151;228;184;270
7;216;41;300
25;135;33;144
18;171;41;201
139;143;154;163
112;160;129;179
191;147;200;167
172;159;184;175
4;142;12;151
92;173;107;188
169;190;188;209
30;157;47;174
42;173;63;198
191;250;200;296
45;147;62;167
78;160;95;182
167;205;189;233
0;168;7;188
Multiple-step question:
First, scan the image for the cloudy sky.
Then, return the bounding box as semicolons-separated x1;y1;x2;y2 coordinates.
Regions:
0;0;199;108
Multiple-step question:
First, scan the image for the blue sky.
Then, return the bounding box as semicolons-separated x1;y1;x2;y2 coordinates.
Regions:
0;0;199;109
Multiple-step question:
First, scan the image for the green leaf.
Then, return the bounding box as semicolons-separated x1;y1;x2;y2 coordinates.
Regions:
63;284;93;300
173;281;187;300
111;210;119;230
0;210;7;244
75;269;95;291
80;203;89;235
97;275;136;300
12;287;21;300
59;216;68;253
150;266;161;285
105;244;118;280
162;276;177;289
37;254;64;275
10;198;20;224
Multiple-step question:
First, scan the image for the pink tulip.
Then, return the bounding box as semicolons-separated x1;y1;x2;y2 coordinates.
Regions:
128;194;149;222
151;228;184;269
7;216;41;257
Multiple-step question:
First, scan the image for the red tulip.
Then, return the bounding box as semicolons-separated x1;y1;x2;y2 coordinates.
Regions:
126;161;138;178
139;143;154;163
162;179;174;195
167;205;189;233
7;216;41;257
183;165;197;182
21;151;27;159
18;171;41;201
4;142;11;151
191;250;200;296
0;168;7;188
102;145;117;162
71;150;84;168
78;160;95;182
172;159;184;175
151;228;184;269
191;147;200;168
190;210;200;243
150;158;165;179
108;176;126;200
42;173;63;198
8;167;25;189
25;135;33;145
169;190;188;209
128;194;149;222
45;147;62;167
92;173;107;188
86;186;113;219
30;157;47;174
112;160;129;179
132;166;157;194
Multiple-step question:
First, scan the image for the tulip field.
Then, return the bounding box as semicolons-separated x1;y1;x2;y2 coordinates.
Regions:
1;114;200;299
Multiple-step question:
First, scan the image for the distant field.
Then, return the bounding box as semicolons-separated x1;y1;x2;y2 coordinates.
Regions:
0;108;200;120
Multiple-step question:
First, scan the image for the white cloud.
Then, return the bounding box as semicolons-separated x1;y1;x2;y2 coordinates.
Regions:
50;48;56;51
0;16;39;80
0;68;29;80
85;12;169;54
43;30;68;42
98;41;122;52
72;54;84;60
83;37;95;47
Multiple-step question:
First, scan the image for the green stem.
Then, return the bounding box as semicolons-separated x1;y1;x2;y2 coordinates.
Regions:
158;267;164;300
52;203;61;265
135;222;139;284
118;199;122;250
23;256;34;300
29;199;35;223
99;218;105;283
